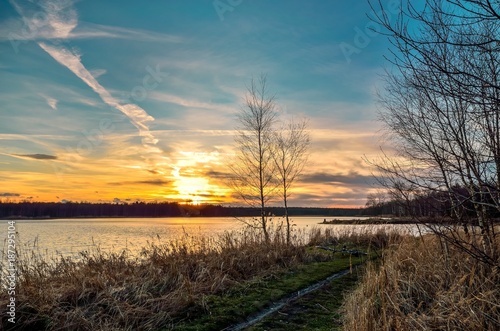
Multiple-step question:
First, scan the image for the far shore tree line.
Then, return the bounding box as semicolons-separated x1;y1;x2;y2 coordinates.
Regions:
364;188;500;220
0;201;362;219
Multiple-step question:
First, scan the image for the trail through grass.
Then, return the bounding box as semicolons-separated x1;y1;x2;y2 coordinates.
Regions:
246;270;360;331
174;254;367;331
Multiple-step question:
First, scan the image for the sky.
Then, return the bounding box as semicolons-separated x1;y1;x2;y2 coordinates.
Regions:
0;0;398;208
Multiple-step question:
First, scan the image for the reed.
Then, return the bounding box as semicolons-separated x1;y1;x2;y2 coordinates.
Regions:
342;231;500;331
308;225;404;251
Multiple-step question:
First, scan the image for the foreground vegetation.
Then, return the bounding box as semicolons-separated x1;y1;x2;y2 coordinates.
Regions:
343;231;500;331
1;225;391;330
3;222;497;330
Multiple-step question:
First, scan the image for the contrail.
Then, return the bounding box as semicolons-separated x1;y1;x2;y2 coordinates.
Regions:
38;42;158;145
11;0;159;145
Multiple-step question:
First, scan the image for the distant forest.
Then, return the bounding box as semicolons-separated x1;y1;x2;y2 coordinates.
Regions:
0;201;365;219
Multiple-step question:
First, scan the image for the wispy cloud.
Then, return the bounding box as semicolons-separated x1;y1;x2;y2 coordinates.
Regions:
0;133;70;141
38;42;158;144
89;69;107;79
205;170;233;179
150;92;235;114
7;0;77;40
3;1;181;43
299;171;377;186
0;192;21;197
8;0;159;145
69;23;182;43
108;179;172;186
12;153;58;160
39;93;58;110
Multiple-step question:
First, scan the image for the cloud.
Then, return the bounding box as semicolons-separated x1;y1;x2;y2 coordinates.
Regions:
46;97;58;110
137;179;171;186
4;1;181;43
287;190;369;207
38;42;158;144
9;0;159;145
286;192;326;201
13;153;58;160
69;23;183;43
299;171;377;186
205;170;234;179
0;192;20;197
39;94;58;110
8;0;77;40
89;69;107;79
150;92;236;114
152;128;238;138
107;179;171;186
0;133;69;142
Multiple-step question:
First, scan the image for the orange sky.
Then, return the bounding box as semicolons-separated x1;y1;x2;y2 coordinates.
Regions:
0;127;384;207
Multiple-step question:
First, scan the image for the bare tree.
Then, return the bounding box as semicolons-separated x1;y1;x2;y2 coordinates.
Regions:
230;75;278;242
369;0;499;265
272;118;310;244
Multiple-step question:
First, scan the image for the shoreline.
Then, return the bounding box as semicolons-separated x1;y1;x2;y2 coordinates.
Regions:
320;217;417;225
1;215;367;221
319;217;500;225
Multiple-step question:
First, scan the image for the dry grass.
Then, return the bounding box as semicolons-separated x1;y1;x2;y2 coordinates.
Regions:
1;223;394;331
308;225;404;251
342;231;500;331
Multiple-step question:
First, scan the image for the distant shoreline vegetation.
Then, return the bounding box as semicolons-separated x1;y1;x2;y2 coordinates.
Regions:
0;201;365;220
318;217;500;225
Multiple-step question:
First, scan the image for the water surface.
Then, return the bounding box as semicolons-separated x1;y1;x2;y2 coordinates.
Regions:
0;216;417;259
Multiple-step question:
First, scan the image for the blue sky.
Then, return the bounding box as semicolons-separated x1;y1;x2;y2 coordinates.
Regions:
0;0;397;207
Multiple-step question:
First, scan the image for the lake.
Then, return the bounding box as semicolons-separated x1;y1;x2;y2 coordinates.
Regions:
0;216;420;260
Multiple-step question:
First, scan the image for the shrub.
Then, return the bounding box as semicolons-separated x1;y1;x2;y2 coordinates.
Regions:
342;232;500;331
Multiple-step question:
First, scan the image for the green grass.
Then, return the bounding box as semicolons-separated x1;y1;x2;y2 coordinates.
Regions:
247;271;360;331
171;251;367;331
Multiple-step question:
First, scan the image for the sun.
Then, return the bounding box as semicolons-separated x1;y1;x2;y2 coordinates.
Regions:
165;151;232;204
168;166;214;203
191;197;202;205
176;176;209;200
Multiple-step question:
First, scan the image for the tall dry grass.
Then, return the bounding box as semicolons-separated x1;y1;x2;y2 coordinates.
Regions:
342;232;500;331
308;225;404;251
2;222;388;331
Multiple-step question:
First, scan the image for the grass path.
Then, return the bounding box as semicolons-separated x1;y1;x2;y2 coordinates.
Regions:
227;268;352;330
244;269;360;331
172;254;367;331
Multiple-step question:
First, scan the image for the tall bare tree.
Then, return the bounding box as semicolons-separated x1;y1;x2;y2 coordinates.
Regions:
370;0;499;265
272;119;310;244
230;75;278;242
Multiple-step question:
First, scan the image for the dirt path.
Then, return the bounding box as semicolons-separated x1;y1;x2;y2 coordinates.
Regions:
224;268;355;331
